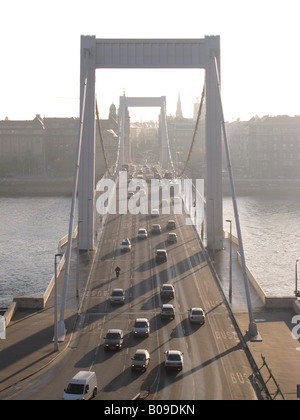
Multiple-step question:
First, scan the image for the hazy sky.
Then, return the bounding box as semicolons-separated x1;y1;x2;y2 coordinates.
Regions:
1;0;300;122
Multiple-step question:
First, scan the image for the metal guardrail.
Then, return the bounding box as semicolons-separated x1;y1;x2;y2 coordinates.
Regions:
258;354;286;400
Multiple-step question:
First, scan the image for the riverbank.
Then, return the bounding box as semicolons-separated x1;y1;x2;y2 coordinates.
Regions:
222;177;300;194
1;176;300;197
0;178;73;196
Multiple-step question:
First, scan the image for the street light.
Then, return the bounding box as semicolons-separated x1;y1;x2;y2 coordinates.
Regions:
295;259;299;298
226;220;232;305
54;253;63;352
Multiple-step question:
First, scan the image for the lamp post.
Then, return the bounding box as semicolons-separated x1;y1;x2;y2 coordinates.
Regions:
54;253;63;352
295;259;299;298
226;220;232;304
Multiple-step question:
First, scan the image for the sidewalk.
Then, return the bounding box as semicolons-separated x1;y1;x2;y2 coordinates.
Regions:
0;243;94;399
215;237;300;400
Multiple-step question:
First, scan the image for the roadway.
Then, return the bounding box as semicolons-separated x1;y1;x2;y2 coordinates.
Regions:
25;186;258;400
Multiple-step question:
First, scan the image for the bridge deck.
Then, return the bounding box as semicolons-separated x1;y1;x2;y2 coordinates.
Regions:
0;207;298;400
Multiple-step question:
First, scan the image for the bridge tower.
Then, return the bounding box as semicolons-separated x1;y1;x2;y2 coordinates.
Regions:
118;95;170;169
78;35;222;252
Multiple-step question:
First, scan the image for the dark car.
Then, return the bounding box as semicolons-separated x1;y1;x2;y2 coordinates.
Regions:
156;249;167;262
104;329;124;350
160;304;175;320
160;283;175;300
167;220;176;230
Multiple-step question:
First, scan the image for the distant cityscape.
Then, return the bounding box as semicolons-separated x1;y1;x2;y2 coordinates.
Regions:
0;95;299;181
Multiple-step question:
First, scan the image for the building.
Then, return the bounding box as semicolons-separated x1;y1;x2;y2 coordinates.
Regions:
166;94;206;178
226;115;300;179
0;105;119;179
247;115;300;178
0;115;46;177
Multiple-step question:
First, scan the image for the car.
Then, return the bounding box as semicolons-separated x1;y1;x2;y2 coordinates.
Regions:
156;249;167;262
104;329;124;350
188;307;206;324
131;349;151;371
133;318;150;337
151;224;161;234
110;288;125;305
137;228;148;239
162;198;169;208
167;232;178;243
164;350;184;371
167;220;176;229
160;303;175;320
120;238;132;252
62;371;98;400
151;208;159;217
160;284;175;300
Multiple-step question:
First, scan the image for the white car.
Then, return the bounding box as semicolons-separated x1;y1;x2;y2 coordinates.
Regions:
131;349;151;371
164;350;184;370
151;209;159;217
188;307;206;324
137;228;148;239
120;238;132;252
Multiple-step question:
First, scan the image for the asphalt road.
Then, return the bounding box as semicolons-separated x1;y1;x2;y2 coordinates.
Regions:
25;192;258;400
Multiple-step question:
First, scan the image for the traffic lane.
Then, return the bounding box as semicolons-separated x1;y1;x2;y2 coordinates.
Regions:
92;212;162;399
24;212;126;400
93;312;161;400
151;231;214;399
173;212;257;399
23;210;159;400
147;213;195;400
148;211;253;399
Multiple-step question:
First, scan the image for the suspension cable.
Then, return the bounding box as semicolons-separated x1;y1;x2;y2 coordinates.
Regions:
96;100;121;177
177;83;205;178
162;104;176;175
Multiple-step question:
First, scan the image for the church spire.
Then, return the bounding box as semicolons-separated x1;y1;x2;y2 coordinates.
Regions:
176;92;183;119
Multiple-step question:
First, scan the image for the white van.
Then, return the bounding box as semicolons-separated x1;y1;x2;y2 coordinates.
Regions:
62;371;98;400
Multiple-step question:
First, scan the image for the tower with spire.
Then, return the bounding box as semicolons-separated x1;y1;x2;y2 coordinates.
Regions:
175;92;183;119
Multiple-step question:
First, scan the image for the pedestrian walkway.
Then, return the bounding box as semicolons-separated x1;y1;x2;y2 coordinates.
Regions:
0;243;94;399
0;236;299;400
215;237;300;400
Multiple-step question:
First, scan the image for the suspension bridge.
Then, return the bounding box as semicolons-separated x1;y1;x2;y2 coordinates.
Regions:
57;35;258;346
2;35;297;401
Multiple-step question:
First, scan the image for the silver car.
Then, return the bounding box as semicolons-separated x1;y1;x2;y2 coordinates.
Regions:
164;350;183;371
188;307;206;324
110;288;125;305
131;349;150;371
137;228;148;239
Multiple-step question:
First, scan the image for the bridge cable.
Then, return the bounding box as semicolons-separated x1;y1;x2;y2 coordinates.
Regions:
162;103;176;175
177;82;205;178
59;49;89;337
95;100;121;177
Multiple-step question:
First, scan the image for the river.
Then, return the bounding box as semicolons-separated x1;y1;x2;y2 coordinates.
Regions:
0;197;72;308
0;190;299;308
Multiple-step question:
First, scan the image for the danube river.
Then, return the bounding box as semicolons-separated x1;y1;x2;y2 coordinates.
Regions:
0;189;299;308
